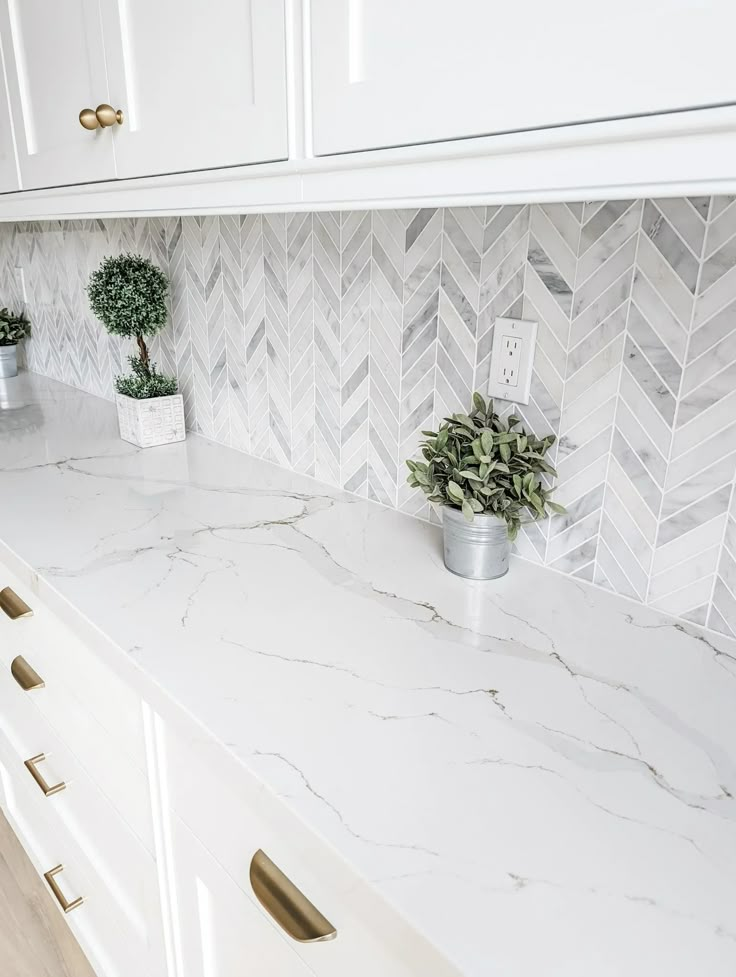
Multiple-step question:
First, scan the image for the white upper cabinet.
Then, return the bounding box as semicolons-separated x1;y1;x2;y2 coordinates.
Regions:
100;0;288;179
0;0;116;189
0;30;19;191
310;0;736;155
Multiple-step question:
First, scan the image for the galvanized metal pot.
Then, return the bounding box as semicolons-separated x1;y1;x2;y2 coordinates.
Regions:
0;344;18;379
442;507;510;580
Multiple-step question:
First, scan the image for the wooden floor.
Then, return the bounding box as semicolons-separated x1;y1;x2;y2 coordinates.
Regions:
0;809;97;977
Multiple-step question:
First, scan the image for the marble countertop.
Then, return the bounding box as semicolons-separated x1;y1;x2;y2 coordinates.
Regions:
1;373;735;977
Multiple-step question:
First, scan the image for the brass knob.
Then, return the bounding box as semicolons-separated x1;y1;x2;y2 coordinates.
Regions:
95;103;124;127
78;104;124;130
79;107;99;130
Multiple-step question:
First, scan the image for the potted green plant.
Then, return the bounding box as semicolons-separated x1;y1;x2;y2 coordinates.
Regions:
0;307;30;379
87;253;184;448
406;393;564;579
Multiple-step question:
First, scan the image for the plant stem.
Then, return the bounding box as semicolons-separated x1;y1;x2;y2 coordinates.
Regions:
136;333;150;372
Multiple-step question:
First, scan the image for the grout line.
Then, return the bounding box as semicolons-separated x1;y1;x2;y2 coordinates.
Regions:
592;202;642;584
677;347;736;402
711;475;736;624
597;533;647;602
676;195;729;624
601;482;652;578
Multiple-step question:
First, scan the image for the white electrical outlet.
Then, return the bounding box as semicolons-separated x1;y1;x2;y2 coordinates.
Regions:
487;317;537;405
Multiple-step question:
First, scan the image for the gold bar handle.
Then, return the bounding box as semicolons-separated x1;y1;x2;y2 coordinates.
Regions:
43;865;83;913
0;586;33;620
11;656;44;691
24;754;66;797
249;849;336;943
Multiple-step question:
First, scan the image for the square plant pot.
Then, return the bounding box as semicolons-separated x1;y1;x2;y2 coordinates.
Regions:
116;393;186;448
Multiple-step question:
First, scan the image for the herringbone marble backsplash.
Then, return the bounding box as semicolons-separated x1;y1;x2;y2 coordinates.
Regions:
1;201;735;639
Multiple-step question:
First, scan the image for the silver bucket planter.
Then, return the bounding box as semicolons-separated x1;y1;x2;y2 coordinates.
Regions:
442;507;510;580
0;344;18;379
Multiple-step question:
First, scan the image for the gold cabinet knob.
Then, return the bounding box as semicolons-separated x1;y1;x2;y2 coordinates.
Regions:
94;103;124;127
78;104;124;130
79;107;100;130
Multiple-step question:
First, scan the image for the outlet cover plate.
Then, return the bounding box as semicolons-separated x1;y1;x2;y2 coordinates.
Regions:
488;316;537;406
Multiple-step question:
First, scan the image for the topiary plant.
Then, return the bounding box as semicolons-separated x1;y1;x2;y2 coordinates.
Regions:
0;307;29;346
406;392;565;540
87;253;177;399
115;356;178;400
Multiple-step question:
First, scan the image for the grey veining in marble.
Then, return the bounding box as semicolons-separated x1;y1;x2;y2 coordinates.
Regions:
0;373;735;977
2;199;735;638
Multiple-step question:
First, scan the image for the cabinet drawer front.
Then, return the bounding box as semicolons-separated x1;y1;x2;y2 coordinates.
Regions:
0;734;153;977
0;569;147;770
163;722;454;977
1;668;154;857
0;651;154;853
171;814;316;977
0;678;163;964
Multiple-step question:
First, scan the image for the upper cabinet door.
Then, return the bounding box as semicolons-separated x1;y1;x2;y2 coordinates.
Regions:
100;0;288;180
0;29;19;191
310;0;736;156
0;0;116;189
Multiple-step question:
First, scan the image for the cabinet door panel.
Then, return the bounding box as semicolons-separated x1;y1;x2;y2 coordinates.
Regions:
0;30;19;191
311;0;736;155
102;0;288;179
0;0;115;188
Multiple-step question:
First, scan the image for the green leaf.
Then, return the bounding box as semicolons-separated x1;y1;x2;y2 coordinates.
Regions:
499;442;511;463
529;493;545;516
471;438;484;461
447;481;465;503
472;392;486;414
454;414;475;430
480;430;494;455
547;501;567;515
461;499;475;522
469;497;483;512
512;474;522;497
458;469;483;482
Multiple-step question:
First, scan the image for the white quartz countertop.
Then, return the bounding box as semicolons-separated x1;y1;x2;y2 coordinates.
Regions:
1;373;735;977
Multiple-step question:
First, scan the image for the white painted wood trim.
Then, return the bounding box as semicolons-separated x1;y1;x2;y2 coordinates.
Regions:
1;105;736;220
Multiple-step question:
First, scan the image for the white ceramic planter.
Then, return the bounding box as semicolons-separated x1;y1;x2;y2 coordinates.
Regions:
116;393;185;448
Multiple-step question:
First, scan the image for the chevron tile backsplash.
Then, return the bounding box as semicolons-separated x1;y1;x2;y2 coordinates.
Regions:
1;200;735;639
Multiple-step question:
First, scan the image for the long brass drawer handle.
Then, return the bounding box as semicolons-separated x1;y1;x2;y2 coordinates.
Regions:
249;849;336;943
0;586;32;620
11;656;44;691
24;754;66;797
43;865;83;913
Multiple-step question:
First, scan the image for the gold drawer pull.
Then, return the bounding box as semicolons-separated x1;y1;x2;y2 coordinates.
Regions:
249;849;336;943
0;586;32;619
24;754;66;797
43;865;83;913
11;656;44;691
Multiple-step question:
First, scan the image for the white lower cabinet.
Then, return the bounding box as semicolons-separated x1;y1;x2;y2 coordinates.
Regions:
0;740;155;977
169;814;316;977
0;567;450;977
